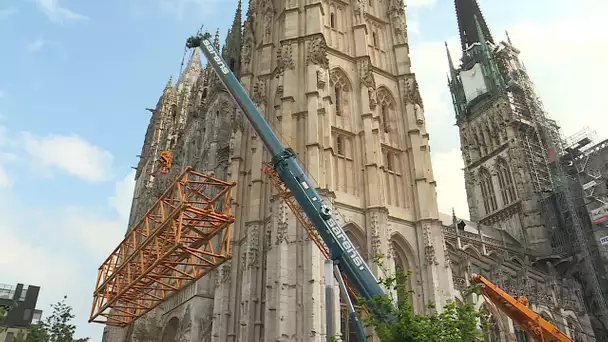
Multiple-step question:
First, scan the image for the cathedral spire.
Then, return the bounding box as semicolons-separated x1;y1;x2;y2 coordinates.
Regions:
222;0;242;75
445;41;456;74
454;0;494;51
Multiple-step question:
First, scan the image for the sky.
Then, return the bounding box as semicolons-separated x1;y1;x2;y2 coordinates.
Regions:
0;0;606;340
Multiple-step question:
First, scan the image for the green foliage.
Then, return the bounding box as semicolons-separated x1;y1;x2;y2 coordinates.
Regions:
11;296;88;342
0;305;7;333
45;296;76;342
357;254;485;342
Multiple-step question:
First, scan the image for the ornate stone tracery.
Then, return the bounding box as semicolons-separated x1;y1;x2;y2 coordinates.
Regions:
307;36;329;69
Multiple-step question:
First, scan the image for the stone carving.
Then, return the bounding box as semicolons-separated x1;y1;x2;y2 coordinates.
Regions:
317;68;327;89
403;75;423;108
242;37;252;69
307;36;329;69
276;201;289;245
368;87;377;108
276;44;295;76
252;78;267;105
422;222;438;265
264;225;272;250
177;305;192;342
353;0;365;23
370;212;381;257
246;224;260;269
414;103;424;126
388;0;407;44
263;12;273;41
230;108;244;133
221;262;232;284
240;241;248;267
358;58;376;88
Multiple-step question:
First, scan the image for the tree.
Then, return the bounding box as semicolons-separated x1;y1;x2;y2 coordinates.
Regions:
355;255;485;342
0;305;7;333
12;296;88;342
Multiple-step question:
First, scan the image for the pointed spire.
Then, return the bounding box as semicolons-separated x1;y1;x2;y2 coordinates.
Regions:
222;1;243;75
445;41;455;73
164;76;173;91
186;48;202;73
505;30;512;45
454;0;494;51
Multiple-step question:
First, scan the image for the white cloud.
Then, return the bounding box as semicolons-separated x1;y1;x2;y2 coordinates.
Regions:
21;132;114;183
26;37;46;52
0;168;134;340
431;149;469;218
34;0;89;24
158;0;220;19
109;170;136;221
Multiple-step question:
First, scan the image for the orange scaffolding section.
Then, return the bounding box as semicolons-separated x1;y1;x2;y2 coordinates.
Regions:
89;167;236;327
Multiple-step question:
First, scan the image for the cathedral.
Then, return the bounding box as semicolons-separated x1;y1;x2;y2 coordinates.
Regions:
100;0;597;341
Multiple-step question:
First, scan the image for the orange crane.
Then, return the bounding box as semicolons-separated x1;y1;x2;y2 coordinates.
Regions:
470;274;574;342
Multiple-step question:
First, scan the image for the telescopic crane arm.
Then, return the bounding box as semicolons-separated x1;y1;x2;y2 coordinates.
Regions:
186;32;403;341
470;274;574;342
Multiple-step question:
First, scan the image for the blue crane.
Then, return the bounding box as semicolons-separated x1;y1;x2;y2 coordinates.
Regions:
186;32;402;342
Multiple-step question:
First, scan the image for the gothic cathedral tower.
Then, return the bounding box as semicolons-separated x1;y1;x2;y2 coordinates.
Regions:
220;0;454;340
106;0;454;341
447;0;563;255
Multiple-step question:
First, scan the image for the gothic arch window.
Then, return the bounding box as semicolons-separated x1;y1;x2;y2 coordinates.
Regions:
330;12;336;28
481;309;501;342
372;32;378;47
496;158;517;205
336;135;344;155
567;317;585;341
335;85;342;115
162;317;179;342
340;228;366;341
376;87;396;134
170;104;178;122
386;151;394;171
513;322;530;342
329;68;351;119
479;168;497;214
392;242;414;308
201;88;208;103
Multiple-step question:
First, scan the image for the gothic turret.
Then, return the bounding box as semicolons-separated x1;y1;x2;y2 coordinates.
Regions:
221;0;242;77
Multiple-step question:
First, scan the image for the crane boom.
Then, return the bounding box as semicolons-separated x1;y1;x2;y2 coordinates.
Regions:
471;274;574;342
187;32;396;340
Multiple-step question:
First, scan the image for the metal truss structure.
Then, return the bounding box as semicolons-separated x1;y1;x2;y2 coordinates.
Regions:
89;167;236;327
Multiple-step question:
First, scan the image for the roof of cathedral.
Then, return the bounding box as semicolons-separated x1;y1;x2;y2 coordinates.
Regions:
454;0;494;51
438;211;522;248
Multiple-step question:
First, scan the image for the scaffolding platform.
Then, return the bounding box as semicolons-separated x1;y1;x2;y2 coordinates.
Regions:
89;167;236;327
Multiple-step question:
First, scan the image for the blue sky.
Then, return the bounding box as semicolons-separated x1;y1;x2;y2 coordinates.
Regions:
0;0;606;340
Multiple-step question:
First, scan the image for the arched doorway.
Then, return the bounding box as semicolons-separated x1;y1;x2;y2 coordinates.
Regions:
162;317;179;342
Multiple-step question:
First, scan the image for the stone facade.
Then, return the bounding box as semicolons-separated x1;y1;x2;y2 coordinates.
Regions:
442;212;595;341
99;1;596;342
447;1;599;340
104;0;453;341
